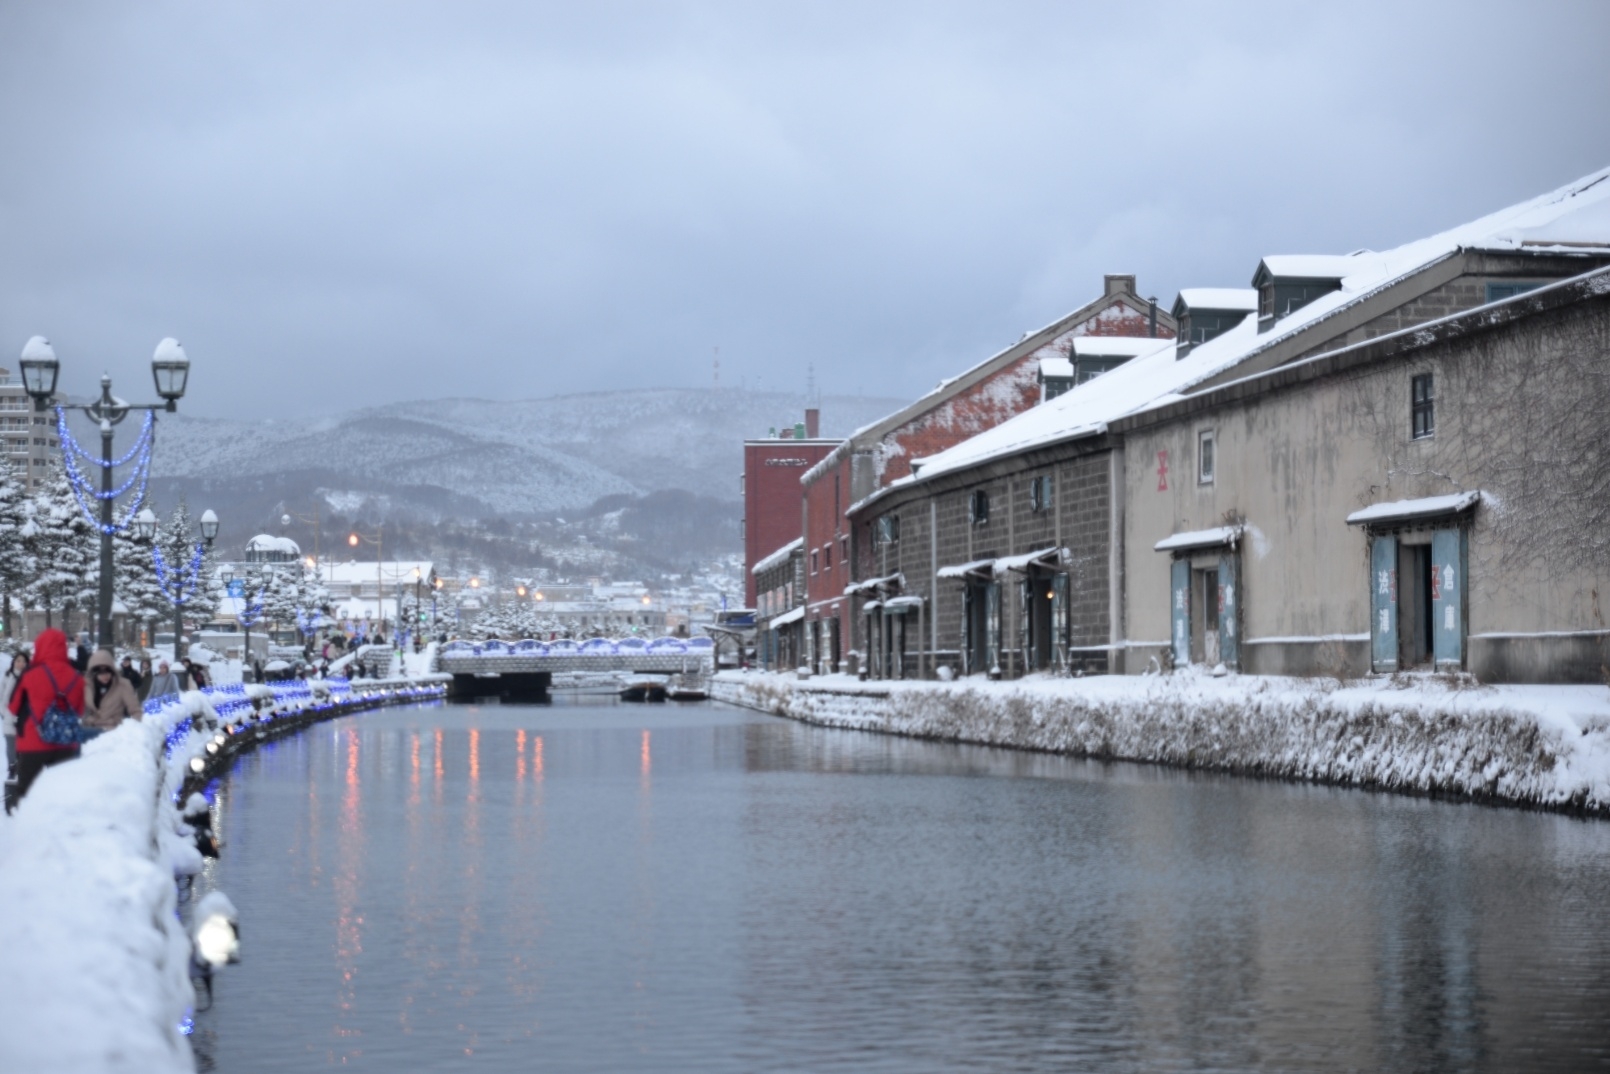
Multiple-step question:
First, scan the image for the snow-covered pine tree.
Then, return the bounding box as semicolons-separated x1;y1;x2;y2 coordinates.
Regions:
113;525;169;648
21;463;96;631
250;561;296;634
0;454;32;640
155;499;220;635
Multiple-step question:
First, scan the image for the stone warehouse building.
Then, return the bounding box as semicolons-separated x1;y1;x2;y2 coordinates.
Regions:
1121;268;1610;684
841;168;1610;682
798;274;1175;674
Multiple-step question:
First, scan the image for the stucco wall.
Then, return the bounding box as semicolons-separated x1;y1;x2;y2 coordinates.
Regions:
1123;292;1610;681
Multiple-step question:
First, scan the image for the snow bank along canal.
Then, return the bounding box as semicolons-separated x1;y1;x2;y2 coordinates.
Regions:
169;694;1610;1072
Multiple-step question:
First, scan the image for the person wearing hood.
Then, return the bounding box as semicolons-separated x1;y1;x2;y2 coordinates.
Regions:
83;649;142;733
8;628;84;803
146;659;183;700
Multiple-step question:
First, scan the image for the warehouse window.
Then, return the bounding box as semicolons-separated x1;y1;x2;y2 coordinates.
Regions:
1198;430;1216;485
1411;374;1435;440
969;490;990;526
1029;475;1053;512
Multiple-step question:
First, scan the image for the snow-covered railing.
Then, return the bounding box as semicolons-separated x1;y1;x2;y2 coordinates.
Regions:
0;674;448;1073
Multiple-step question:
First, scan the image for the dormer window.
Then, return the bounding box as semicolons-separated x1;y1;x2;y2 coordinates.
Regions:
1171;289;1259;358
1251;256;1355;333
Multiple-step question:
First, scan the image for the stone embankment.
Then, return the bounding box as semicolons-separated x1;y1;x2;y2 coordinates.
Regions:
0;674;448;1074
713;670;1610;816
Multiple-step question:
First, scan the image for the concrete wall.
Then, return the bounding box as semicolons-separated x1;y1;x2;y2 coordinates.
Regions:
1122;284;1610;682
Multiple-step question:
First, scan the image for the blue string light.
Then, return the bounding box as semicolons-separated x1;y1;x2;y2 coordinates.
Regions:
153;542;206;607
52;407;154;534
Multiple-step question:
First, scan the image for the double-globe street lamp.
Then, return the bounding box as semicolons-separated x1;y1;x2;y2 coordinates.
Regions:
19;336;194;649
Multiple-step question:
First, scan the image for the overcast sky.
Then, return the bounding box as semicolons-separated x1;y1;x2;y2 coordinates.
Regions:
1;1;1606;418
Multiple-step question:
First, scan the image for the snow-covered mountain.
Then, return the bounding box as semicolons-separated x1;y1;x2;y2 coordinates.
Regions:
149;389;900;521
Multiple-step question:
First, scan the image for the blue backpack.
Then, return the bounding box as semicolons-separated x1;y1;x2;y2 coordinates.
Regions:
34;665;96;747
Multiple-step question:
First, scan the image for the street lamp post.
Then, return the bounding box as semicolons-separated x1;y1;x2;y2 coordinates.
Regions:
281;505;321;576
348;526;383;632
20;336;191;649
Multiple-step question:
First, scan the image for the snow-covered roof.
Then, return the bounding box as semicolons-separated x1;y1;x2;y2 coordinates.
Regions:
1071;337;1170;358
883;595;924;611
246;534;301;556
1154;526;1242;553
1256;254;1365;281
1177;288;1259;312
1038;357;1074;379
1345;491;1481;527
752;537;804;576
880;167;1610;495
767;605;805;627
323;561;435;585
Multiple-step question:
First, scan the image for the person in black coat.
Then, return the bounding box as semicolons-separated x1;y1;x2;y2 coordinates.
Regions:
119;654;143;694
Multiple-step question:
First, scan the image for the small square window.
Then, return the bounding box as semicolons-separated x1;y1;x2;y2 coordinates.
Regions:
1198;430;1215;485
877;515;900;545
1411;373;1434;439
969;489;990;525
810;550;819;574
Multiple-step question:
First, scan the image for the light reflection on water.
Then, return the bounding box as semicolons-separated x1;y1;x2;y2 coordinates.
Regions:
192;698;1610;1073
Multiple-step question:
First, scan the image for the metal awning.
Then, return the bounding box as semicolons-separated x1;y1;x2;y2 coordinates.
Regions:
1345;491;1481;527
992;546;1064;574
882;595;924;613
862;600;882;613
768;606;805;628
1154;526;1243;553
845;573;904;596
937;558;994;579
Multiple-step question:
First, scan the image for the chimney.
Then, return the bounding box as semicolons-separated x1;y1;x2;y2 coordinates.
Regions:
1148;296;1158;338
1104;274;1136;297
804;408;820;439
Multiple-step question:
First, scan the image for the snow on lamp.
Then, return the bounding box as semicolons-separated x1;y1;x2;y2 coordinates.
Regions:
134;507;158;541
200;508;220;544
150;337;190;410
19;335;59;410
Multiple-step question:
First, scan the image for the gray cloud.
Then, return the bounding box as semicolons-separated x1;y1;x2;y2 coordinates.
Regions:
1;0;1606;417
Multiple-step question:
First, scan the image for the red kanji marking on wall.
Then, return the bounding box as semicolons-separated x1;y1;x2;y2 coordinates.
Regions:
1156;450;1169;491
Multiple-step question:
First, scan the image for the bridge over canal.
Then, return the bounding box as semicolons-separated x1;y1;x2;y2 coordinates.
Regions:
434;649;714;700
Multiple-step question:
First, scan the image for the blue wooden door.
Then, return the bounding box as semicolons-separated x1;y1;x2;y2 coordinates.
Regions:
961;587;973;676
1370;535;1398;673
1051;572;1069;670
1431;528;1464;670
985;582;1001;674
1217;554;1240;671
1171;559;1190;667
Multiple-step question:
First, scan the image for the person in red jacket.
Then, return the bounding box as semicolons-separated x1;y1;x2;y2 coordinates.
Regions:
8;628;84;803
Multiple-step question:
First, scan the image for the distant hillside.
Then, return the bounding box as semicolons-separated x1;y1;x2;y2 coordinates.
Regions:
144;388;902;559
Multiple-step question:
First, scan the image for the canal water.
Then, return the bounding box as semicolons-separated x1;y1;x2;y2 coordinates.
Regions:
191;696;1610;1072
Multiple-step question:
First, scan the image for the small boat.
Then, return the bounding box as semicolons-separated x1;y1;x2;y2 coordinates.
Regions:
619;677;668;702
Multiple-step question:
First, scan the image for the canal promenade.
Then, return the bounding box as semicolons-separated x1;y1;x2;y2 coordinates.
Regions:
0;673;447;1074
713;669;1610;816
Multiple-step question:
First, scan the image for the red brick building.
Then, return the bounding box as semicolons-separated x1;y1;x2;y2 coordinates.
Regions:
799;275;1174;672
742;408;836;608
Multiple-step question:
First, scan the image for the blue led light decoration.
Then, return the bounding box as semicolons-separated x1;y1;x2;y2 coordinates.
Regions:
55;408;155;534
